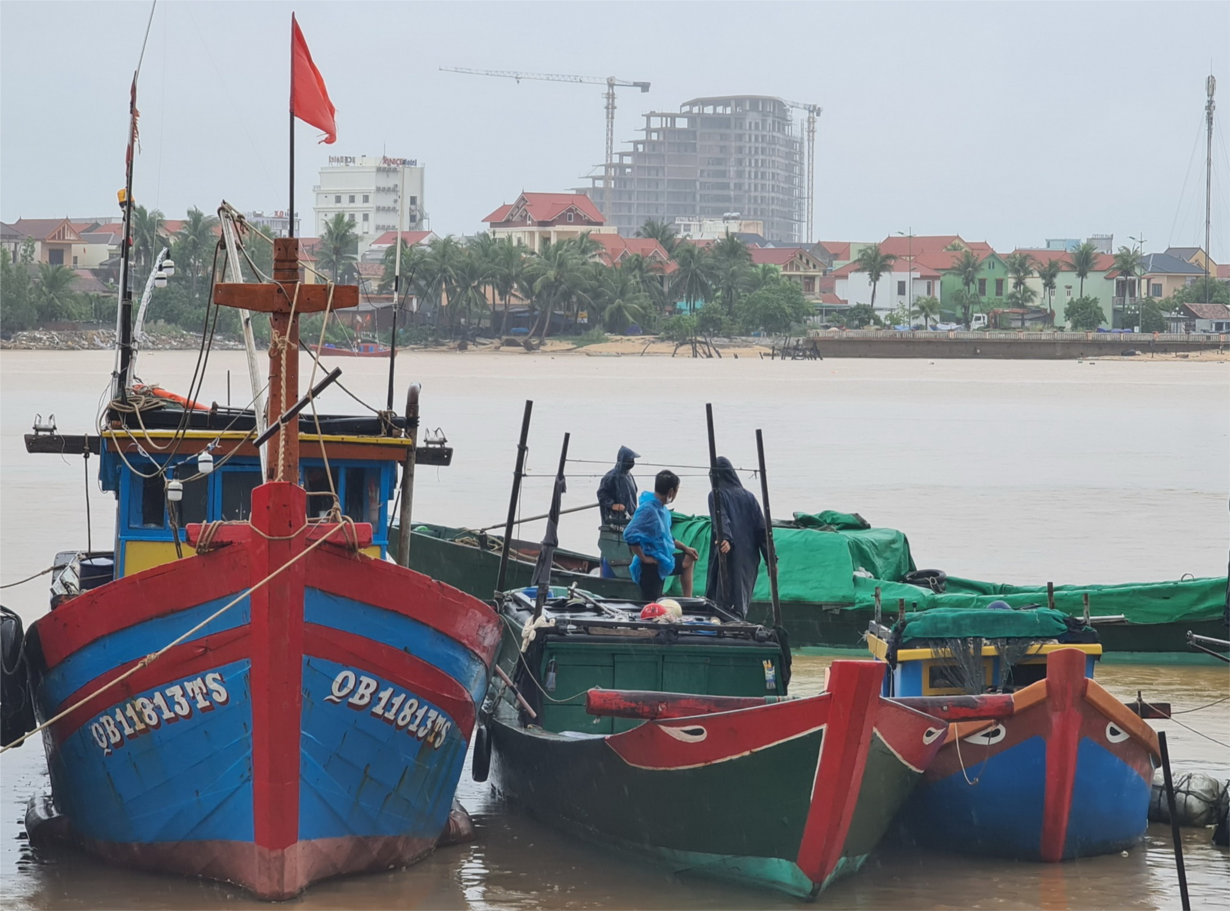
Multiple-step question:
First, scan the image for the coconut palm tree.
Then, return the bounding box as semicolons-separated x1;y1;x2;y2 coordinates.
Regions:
636;219;679;257
597;267;650;333
483;237;528;332
173;207;219;302
131;205;166;275
748;263;783;293
945;248;983;328
853;244;897;311
1005;251;1036;298
32;263;82;322
914;295;941;329
523;239;592;341
317;213;359;284
451;245;492;333
419;235;466;330
1070;241;1099;298
1112;246;1144;330
1036;259;1062;317
670;243;715;315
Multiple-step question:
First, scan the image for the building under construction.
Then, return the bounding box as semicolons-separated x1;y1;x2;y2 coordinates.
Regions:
584;95;806;244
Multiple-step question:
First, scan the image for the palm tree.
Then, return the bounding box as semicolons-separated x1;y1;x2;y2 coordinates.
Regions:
483;237;528;332
173;207;219;302
523;239;591;341
451;244;492;333
419;235;465;330
32;263;82;322
853;244;897;311
1036;259;1062;317
945;248;983;328
1112;246;1144;330
1005;251;1036;298
317;213;359;283
1070;241;1099;298
131;205;166;274
597;267;650;333
636;219;678;257
709;232;752;315
748;263;783;293
914;295;941;329
617;252;668;320
380;239;426;295
670;243;716;317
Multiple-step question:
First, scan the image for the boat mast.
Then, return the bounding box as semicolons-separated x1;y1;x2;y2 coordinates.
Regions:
387;165;405;409
114;4;158;403
1205;74;1216;299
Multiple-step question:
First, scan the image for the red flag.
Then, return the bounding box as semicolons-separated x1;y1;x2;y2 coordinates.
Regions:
291;14;336;144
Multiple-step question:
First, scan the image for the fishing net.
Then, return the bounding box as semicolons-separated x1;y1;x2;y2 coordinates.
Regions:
990;637;1052;691
921;637;986;694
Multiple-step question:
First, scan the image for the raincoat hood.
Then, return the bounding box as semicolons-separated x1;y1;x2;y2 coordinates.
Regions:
712;456;743;490
615;446;640;473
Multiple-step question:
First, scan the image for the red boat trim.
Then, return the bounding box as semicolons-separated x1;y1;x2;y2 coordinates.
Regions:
46;627;250;743
303;624;477;736
605;696;828;771
35;550;254;668
870;698;948;774
795;660;885;888
1040;648;1086;862
306;548;501;664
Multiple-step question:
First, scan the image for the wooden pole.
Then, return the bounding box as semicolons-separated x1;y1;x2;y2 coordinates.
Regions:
1047;581;1055;611
395;383;420;567
705;403;729;606
755;429;782;628
533;432;570;620
495;400;533;594
1158;731;1191;910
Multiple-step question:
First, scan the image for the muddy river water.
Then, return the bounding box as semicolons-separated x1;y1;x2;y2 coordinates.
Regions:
1;350;1227;909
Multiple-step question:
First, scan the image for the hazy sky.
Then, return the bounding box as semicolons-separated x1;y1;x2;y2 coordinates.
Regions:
3;1;1229;258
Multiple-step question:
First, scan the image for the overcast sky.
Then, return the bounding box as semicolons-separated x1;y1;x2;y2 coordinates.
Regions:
3;1;1229;258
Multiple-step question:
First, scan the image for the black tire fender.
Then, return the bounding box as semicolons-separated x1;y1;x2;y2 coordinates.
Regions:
471;723;491;782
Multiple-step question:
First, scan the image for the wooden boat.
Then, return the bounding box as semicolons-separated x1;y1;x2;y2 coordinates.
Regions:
395;519;1228;654
476;587;984;898
866;607;1162;860
9;117;499;894
311;341;391;357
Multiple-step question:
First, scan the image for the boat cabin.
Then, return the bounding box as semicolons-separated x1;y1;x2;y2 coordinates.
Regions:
499;587;789;735
865;607;1101;698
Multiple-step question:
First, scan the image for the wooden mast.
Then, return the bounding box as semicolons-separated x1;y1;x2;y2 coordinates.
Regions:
214;240;358;482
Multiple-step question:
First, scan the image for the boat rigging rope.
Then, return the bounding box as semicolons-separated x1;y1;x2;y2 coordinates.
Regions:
306;282;343;517
0;520;349;755
1139;697;1230;750
0;566;55;590
272;280;303;482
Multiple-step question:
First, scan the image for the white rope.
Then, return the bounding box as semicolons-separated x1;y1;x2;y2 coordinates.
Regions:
0;521;348;754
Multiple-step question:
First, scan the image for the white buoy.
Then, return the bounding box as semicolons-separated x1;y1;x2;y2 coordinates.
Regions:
166;479;183;502
198;450;214;474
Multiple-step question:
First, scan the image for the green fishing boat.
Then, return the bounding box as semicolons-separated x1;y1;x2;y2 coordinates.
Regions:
474;586;964;898
392;517;1227;654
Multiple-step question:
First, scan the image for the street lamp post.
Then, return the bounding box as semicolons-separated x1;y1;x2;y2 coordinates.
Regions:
1129;233;1147;331
897;227;914;326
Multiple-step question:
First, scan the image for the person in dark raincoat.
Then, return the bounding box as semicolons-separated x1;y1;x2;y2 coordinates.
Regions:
706;456;768;618
597;446;640;524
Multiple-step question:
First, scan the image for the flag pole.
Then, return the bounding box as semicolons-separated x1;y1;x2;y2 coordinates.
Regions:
288;18;295;240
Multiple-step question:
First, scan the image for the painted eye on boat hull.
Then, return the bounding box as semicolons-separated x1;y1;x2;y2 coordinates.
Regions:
662;725;707;743
1105;722;1130;743
963;724;1006;746
923;727;945;745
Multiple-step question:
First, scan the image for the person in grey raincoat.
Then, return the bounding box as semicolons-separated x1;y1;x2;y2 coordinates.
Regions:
706;456;769;618
597;446;640;524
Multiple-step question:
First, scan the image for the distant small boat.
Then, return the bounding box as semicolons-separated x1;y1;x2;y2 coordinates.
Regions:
312;341;391;357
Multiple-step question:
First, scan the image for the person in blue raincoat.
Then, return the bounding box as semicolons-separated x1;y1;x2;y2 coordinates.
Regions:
706;457;768;618
597;446;640;524
623;470;698;602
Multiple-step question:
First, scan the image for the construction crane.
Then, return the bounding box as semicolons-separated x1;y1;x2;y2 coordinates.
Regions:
441;67;650;220
783;100;822;244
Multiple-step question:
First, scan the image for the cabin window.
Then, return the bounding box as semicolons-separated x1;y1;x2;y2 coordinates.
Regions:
304;465;341;519
928;661;985;692
137;473;167;528
221;469;263;521
174;464;209;526
343;467;382;525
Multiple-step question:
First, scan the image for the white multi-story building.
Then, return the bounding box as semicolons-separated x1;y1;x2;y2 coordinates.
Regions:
313;155;425;255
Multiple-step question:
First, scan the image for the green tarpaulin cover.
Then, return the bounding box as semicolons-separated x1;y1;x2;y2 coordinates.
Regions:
666;510;1227;626
899;607;1071;642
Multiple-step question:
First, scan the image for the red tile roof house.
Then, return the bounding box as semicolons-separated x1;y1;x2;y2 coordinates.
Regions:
482;192;616;253
828;254;945;314
1169;302;1230;334
749;247;829;301
589;234;677;273
6;218;86;266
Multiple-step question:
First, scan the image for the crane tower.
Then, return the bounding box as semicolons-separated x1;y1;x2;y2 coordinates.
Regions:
783;100;821;244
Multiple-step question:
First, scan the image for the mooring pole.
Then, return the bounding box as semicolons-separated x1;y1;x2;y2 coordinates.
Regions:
1158;731;1191;911
705;403;730;607
495;400;533;594
533;432;570;621
395;383;421;567
755;429;782;628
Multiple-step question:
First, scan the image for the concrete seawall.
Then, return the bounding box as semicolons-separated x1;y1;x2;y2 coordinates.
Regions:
804;331;1228;360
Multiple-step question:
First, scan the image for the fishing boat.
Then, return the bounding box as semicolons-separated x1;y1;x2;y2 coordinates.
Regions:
2;14;500;900
865;606;1163;860
311;340;391;357
478;586;971;898
396;513;1229;654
